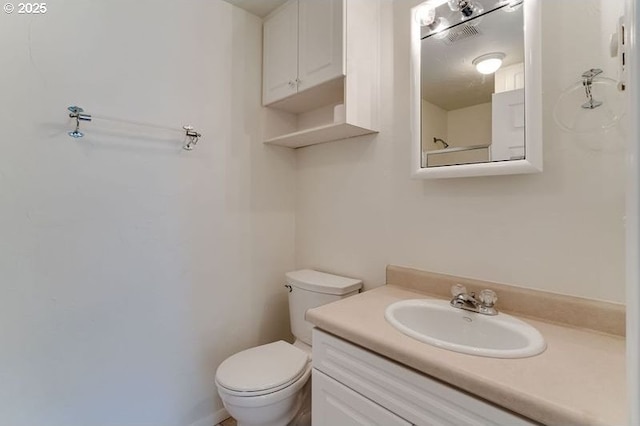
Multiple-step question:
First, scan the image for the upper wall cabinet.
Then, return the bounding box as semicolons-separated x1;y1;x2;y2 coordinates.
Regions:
263;0;344;105
262;0;380;149
263;0;300;104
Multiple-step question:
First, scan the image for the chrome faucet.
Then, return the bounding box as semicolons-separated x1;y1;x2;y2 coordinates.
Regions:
450;284;498;316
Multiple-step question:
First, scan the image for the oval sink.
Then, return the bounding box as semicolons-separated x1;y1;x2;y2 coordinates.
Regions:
385;299;546;358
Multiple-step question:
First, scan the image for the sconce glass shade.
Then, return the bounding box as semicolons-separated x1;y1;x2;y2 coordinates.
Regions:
430;17;450;37
472;52;505;74
448;0;482;18
415;4;436;26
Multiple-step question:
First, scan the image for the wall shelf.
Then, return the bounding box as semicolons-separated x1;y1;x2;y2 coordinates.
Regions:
264;122;377;148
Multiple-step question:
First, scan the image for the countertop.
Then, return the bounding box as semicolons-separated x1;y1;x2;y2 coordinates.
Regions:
306;285;626;426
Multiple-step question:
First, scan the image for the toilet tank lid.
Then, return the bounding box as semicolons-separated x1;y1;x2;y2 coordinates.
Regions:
285;269;362;295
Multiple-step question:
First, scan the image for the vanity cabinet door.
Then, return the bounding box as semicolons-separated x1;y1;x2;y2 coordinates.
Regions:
312;369;412;426
263;0;299;105
313;329;538;426
297;0;344;92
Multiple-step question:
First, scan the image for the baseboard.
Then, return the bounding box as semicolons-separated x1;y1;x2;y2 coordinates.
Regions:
188;408;229;426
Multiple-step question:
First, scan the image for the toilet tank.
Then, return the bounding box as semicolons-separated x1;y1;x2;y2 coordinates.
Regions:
286;269;362;346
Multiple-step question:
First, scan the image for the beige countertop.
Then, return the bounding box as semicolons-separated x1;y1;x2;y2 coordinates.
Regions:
306;285;626;426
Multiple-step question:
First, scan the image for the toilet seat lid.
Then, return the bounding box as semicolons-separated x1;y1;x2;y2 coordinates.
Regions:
216;341;310;393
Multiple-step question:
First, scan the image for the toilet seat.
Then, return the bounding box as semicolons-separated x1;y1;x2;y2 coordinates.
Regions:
216;341;310;397
217;363;310;398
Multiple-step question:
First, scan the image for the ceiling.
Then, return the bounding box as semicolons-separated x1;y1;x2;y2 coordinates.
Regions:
421;3;524;111
221;0;288;17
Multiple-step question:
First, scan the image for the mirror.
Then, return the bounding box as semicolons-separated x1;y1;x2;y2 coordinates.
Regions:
411;0;542;178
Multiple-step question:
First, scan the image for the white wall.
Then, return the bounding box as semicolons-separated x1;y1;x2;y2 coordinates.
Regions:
447;102;492;148
428;102;490;166
295;0;626;303
421;99;447;149
0;2;296;425
421;100;491;150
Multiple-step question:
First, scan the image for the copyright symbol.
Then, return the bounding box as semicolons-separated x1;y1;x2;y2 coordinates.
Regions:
3;3;14;13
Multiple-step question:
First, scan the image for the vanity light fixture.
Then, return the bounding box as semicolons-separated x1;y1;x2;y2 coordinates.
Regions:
415;2;450;38
415;4;436;26
472;52;505;74
428;17;450;37
448;0;482;19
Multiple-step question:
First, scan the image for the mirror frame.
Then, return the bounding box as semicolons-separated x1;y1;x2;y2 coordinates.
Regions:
410;0;542;179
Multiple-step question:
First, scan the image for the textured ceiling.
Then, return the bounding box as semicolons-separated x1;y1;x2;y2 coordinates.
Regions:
221;0;287;17
421;3;524;111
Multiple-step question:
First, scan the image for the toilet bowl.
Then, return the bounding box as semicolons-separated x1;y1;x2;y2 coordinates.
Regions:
215;270;362;426
216;340;312;426
216;371;311;426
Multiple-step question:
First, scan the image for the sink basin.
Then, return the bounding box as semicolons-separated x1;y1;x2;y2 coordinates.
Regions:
385;299;546;358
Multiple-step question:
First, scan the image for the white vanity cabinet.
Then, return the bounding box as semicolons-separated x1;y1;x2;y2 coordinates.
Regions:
261;0;379;148
312;329;538;426
313;370;411;426
263;0;344;106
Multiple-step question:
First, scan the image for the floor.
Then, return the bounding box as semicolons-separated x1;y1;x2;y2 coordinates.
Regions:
216;417;236;426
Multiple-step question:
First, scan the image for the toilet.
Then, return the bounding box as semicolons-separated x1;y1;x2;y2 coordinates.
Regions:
215;269;362;426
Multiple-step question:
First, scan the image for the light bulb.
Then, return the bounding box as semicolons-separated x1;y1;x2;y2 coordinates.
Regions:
428;17;450;37
448;0;481;18
415;4;436;26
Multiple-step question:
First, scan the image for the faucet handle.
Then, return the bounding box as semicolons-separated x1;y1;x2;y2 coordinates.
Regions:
478;289;498;307
451;283;467;297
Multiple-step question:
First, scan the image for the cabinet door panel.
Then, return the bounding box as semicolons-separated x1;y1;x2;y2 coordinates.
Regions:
297;0;344;92
312;369;412;426
313;329;538;426
263;0;299;105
